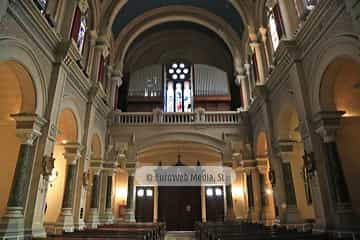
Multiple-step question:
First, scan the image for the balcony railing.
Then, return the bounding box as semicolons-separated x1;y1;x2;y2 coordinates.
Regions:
109;109;243;126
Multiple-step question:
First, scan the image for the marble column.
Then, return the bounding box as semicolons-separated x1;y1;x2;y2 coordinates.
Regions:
236;73;250;111
314;111;353;223
278;0;296;39
56;143;82;232
87;170;101;228
125;170;136;222
225;184;235;221
0;113;46;239
244;63;254;101
103;173;115;224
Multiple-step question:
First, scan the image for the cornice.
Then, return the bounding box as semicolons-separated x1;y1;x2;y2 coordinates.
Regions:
9;0;61;62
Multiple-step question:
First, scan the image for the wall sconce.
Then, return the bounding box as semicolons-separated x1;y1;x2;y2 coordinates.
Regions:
48;168;58;188
265;188;273;195
232;186;243;198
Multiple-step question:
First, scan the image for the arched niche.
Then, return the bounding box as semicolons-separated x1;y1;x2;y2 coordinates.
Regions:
44;108;79;224
0;60;37;217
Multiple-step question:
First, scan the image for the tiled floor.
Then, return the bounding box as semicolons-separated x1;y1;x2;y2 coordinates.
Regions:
165;231;196;240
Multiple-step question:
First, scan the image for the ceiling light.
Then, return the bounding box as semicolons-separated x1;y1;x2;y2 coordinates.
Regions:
172;63;178;68
169;69;174;74
180;74;186;79
180;63;185;68
183;69;189;74
172;74;178;80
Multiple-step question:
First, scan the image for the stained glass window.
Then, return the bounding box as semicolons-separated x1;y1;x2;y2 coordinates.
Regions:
77;15;87;53
164;61;193;112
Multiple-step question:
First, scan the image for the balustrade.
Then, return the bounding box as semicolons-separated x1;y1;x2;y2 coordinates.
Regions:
110;110;242;126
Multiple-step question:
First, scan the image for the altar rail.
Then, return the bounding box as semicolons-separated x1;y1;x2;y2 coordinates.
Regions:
109;110;243;125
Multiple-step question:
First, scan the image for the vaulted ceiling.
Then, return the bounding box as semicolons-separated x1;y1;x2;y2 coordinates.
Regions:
111;0;244;38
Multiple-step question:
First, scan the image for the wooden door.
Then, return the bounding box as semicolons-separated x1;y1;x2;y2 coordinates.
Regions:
158;186;201;230
206;186;224;222
135;186;154;222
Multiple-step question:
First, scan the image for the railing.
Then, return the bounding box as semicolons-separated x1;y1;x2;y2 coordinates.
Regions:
110;109;243;126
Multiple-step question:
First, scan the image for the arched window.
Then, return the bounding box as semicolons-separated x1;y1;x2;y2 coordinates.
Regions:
34;0;48;12
268;4;285;51
71;4;88;54
164;61;193;112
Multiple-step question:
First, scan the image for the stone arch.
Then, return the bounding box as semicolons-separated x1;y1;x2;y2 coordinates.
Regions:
310;34;360;115
44;108;80;224
134;132;225;154
113;6;243;73
58;96;84;143
0;60;38;217
318;54;360;215
0;36;46;116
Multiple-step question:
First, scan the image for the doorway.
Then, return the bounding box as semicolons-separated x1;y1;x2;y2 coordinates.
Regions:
158;186;201;231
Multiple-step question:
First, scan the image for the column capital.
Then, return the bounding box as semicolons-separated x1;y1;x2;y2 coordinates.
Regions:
249;41;261;49
276;139;297;160
63;142;82;165
90;158;104;174
111;72;123;87
11;113;47;145
313;111;345;142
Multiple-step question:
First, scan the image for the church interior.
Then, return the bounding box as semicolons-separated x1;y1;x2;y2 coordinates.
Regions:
0;0;360;239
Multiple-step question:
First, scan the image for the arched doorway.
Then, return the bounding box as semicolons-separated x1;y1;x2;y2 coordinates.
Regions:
254;132;275;225
44;109;79;224
0;61;36;217
136;141;222;230
320;57;360;215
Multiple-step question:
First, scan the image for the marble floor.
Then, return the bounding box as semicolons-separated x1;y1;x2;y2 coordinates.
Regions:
165;231;196;240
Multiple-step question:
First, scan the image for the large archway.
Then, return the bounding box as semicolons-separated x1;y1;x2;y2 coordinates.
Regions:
44;109;79;224
0;61;36;217
320;56;360;215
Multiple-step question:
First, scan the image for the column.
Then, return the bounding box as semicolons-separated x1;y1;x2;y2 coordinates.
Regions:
314;112;353;226
153;186;158;223
250;41;266;85
201;185;207;223
259;27;272;68
236;73;250;111
225;184;235;221
124;170;136;222
87;169;101;228
244;63;254;101
56;143;82;232
251;168;262;222
110;72;123;110
103;172;115;224
0;113;46;239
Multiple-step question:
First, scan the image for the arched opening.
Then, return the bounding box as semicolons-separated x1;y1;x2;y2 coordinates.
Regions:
44;109;79;224
255;132;276;225
321;57;360;215
85;134;103;222
277;107;315;222
0;61;36;217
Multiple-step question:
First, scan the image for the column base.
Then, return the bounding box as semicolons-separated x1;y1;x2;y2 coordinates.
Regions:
31;222;47;238
0;207;25;240
225;207;236;221
124;209;136;223
74;218;86;231
86;209;100;229
285;205;302;226
102;209;114;225
56;208;74;233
